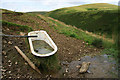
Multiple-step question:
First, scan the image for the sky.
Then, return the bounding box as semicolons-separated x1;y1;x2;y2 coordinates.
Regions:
0;0;119;12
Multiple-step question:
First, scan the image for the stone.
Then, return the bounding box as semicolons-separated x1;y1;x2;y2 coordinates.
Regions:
1;76;3;78
78;59;81;61
7;28;9;30
17;76;20;78
65;68;68;73
87;70;92;74
2;51;6;55
1;69;6;72
82;42;85;44
86;43;88;45
20;32;26;36
76;65;81;68
8;41;12;44
8;60;11;63
8;71;11;73
3;40;7;43
25;63;28;65
79;62;90;73
79;49;81;52
15;62;18;65
9;77;11;79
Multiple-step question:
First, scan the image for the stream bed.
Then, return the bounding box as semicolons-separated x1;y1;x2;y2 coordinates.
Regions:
53;54;118;78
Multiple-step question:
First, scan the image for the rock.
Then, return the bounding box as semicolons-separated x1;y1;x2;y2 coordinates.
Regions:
79;49;81;52
78;59;81;61
10;62;12;65
8;60;11;63
82;42;85;44
7;28;9;30
87;70;92;74
61;61;69;66
8;65;11;67
2;51;6;55
76;65;81;68
63;73;66;76
17;76;20;78
65;68;68;73
2;72;5;75
8;41;12;45
3;40;7;43
79;62;90;73
1;69;6;72
20;32;26;36
15;62;18;65
86;43;88;45
4;75;6;77
25;63;28;65
1;76;3;78
5;56;7;58
8;71;11;73
3;45;5;47
9;77;11;79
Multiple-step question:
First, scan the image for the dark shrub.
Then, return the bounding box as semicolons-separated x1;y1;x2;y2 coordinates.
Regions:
70;33;76;38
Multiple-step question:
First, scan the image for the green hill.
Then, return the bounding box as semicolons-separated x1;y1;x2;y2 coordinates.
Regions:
46;3;118;39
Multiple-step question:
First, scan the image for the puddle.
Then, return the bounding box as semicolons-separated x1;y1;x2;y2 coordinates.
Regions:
54;54;118;78
32;40;54;54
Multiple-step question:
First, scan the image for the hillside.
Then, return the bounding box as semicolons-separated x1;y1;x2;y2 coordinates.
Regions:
1;7;118;78
47;3;117;14
2;9;106;78
46;3;118;39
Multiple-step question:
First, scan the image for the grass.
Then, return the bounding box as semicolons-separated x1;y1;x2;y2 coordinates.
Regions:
24;38;61;74
102;48;118;62
46;3;118;39
45;3;119;61
37;14;119;61
2;20;33;32
37;15;115;48
26;53;61;74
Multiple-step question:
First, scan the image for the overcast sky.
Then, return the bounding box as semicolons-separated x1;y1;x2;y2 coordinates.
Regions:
0;0;119;12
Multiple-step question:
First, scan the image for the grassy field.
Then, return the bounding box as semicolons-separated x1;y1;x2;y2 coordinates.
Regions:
46;3;118;39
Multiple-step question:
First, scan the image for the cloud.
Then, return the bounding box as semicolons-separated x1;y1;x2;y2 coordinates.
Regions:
0;0;119;12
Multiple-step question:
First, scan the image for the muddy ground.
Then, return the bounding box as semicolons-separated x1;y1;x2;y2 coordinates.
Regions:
2;12;103;79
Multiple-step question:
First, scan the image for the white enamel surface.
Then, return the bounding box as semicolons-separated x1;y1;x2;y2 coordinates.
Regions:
28;30;57;57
